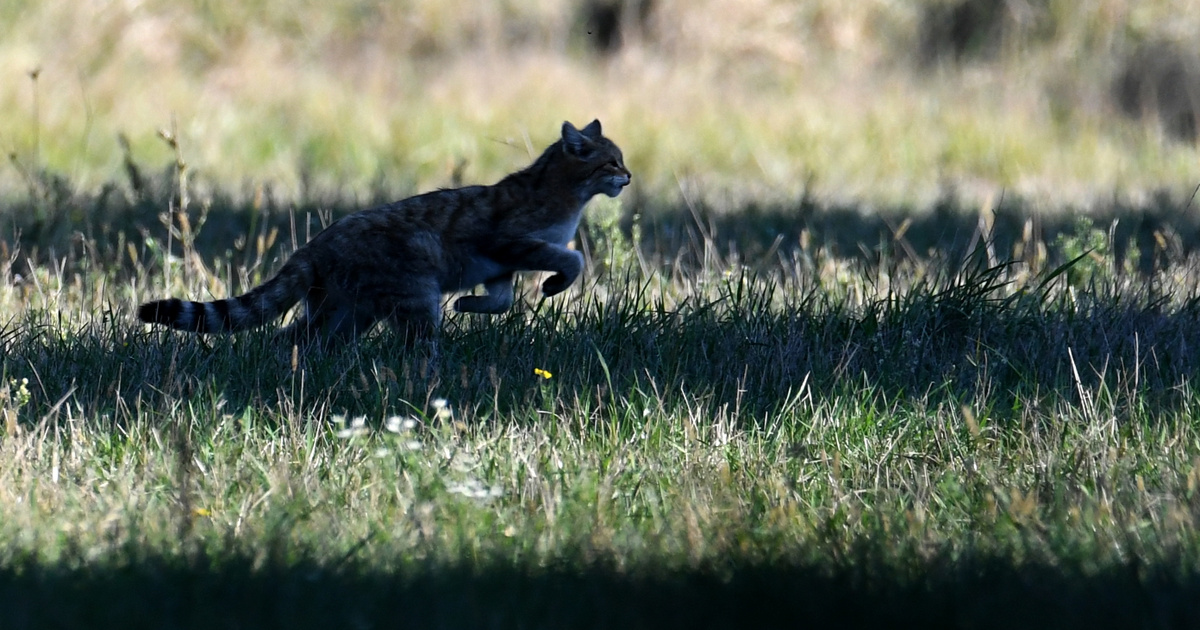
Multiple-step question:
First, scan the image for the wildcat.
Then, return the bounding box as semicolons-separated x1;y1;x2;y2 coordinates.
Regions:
138;119;630;344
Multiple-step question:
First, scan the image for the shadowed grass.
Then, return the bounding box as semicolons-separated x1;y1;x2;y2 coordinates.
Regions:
2;550;1200;629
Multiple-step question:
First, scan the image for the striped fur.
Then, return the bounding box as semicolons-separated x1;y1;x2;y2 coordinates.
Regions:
138;119;631;345
138;257;315;334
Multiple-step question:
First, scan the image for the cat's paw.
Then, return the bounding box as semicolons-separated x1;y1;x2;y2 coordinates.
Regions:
454;294;511;314
541;273;574;297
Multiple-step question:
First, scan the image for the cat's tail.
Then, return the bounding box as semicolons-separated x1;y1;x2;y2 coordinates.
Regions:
138;257;316;334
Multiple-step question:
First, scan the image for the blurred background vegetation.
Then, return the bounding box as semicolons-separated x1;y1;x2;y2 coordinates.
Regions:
1;0;1200;282
2;0;1197;205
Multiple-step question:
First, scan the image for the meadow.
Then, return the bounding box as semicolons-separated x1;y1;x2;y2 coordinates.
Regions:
4;1;1200;628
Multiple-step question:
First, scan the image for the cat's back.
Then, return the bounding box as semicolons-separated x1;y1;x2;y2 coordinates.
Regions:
306;185;489;248
292;184;502;277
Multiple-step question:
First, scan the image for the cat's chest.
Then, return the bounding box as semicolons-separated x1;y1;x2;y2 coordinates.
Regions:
446;215;582;290
527;215;581;246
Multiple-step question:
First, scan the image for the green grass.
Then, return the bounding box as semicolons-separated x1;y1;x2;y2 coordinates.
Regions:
3;172;1200;626
4;2;1200;626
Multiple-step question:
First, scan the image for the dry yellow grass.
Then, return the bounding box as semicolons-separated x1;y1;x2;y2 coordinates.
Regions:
1;0;1198;207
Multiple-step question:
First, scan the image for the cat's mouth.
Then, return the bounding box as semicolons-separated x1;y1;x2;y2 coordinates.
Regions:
605;176;631;197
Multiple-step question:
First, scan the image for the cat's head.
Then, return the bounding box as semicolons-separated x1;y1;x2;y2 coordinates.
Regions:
561;119;631;199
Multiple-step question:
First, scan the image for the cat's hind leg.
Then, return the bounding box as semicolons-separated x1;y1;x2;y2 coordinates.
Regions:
381;282;443;374
454;274;515;314
274;285;375;349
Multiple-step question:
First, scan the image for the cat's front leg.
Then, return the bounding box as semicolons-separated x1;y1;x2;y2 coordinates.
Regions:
488;239;584;297
454;274;515;314
540;248;583;297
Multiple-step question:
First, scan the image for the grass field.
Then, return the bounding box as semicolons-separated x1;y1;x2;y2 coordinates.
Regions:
4;1;1200;628
5;175;1200;627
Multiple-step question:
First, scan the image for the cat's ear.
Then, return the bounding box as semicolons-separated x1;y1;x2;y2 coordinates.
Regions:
562;121;595;157
581;119;602;138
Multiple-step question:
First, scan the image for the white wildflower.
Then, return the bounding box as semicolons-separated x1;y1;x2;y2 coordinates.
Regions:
446;479;502;501
385;416;419;433
335;415;369;439
432;398;452;421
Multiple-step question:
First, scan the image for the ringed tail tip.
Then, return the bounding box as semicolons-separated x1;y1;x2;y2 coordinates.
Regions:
138;299;178;325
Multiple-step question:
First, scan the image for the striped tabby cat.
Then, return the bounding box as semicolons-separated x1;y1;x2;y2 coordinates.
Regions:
138;119;630;344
